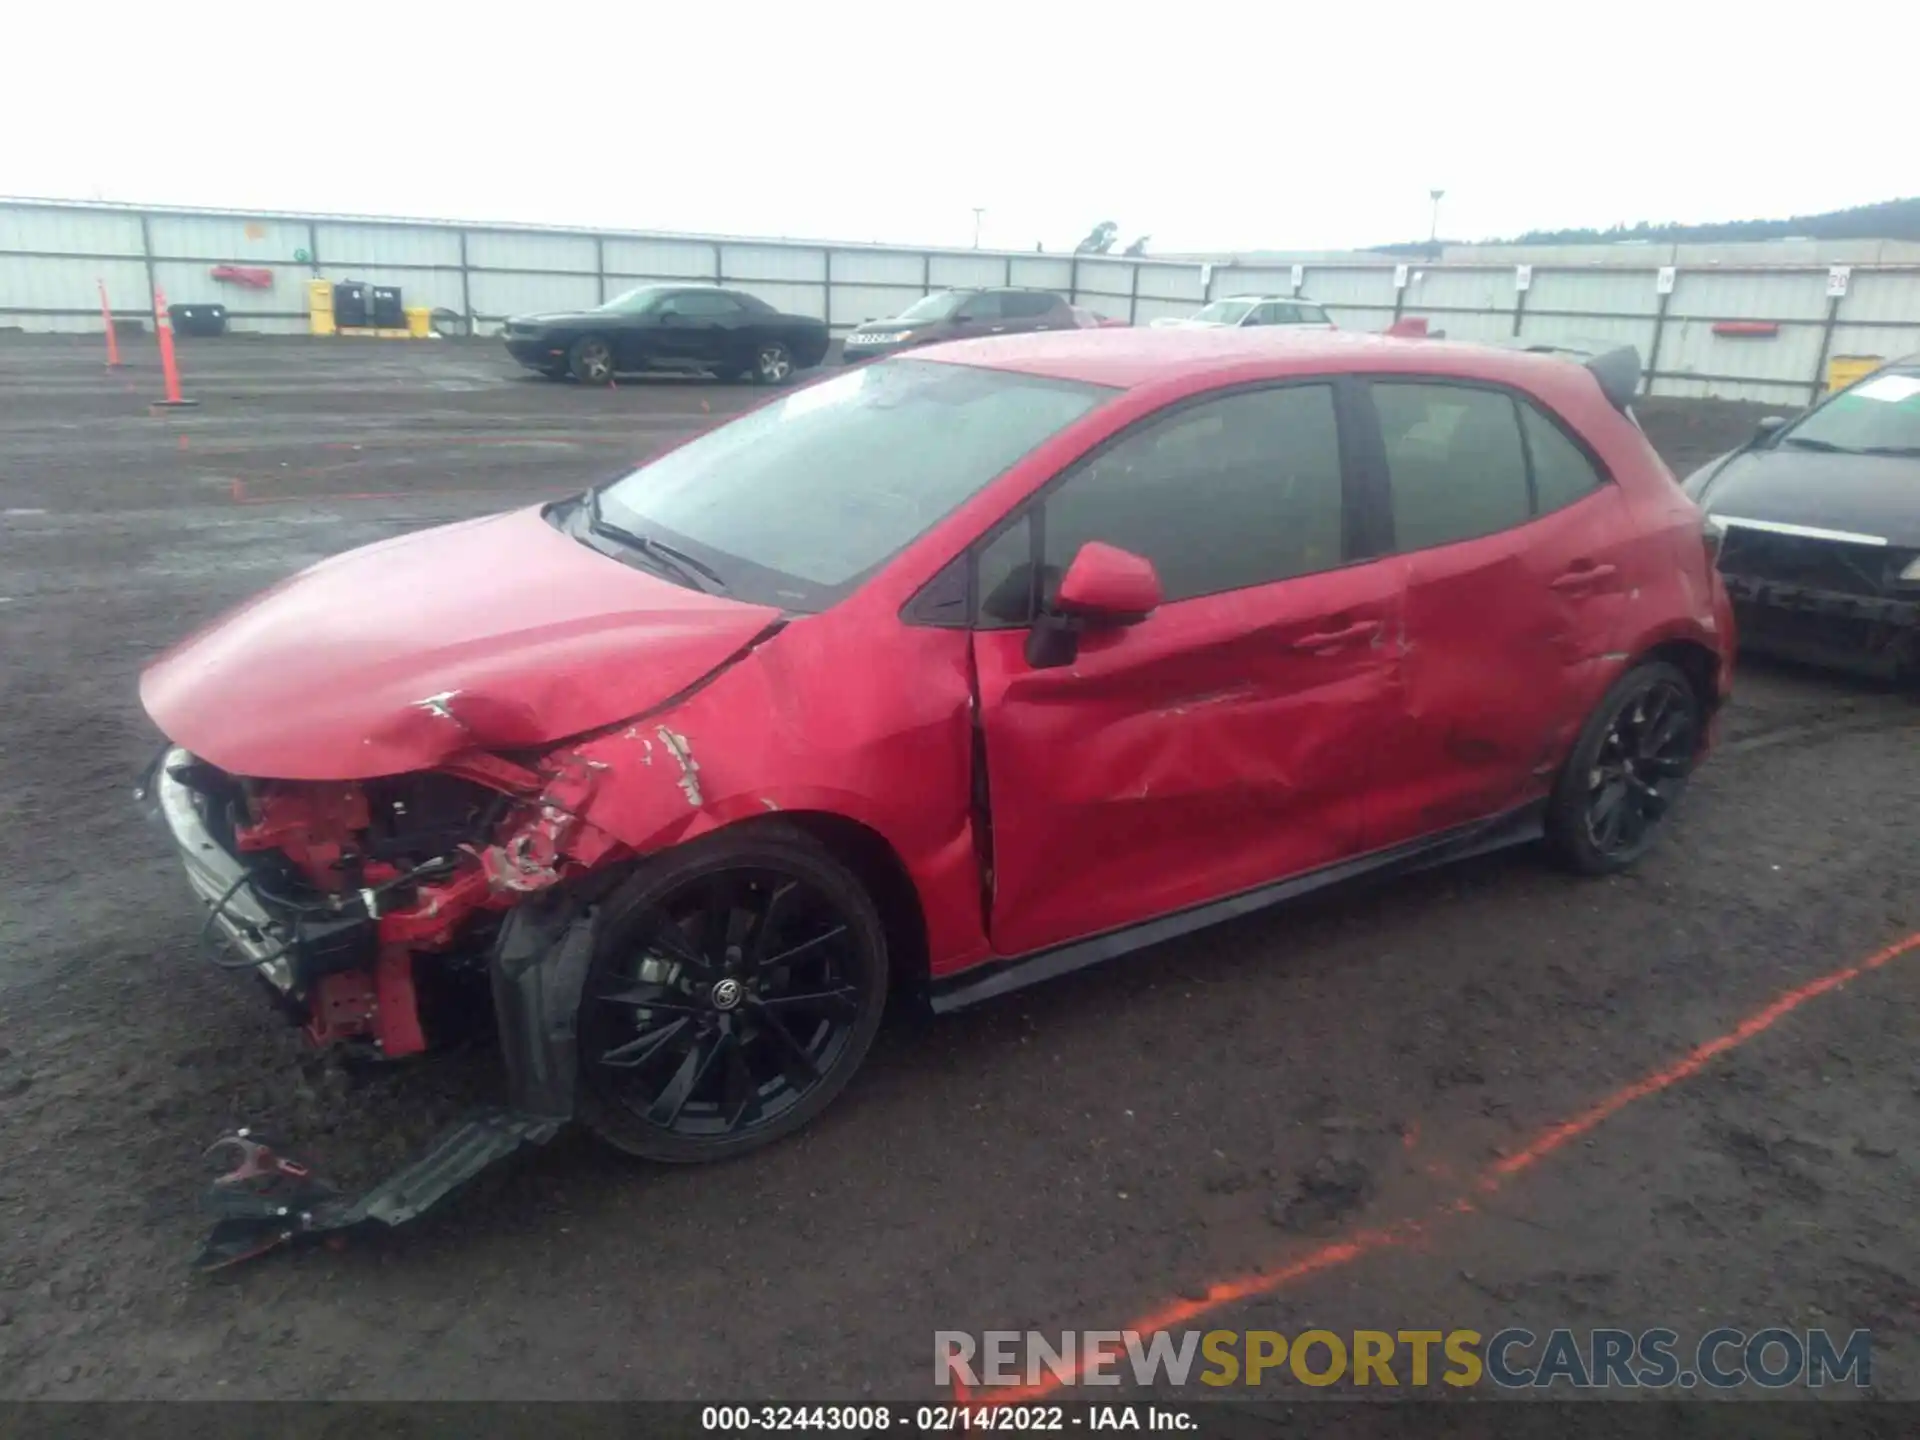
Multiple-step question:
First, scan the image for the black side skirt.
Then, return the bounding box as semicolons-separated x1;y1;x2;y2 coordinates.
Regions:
928;801;1548;1014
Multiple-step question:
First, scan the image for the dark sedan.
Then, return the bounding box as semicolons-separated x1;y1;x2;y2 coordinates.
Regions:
1682;356;1920;677
501;285;830;386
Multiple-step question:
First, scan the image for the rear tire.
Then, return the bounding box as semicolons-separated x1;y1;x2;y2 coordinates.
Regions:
575;825;889;1163
1545;661;1701;875
567;335;616;386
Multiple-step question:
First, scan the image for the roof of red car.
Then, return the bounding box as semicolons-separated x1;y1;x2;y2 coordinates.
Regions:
917;326;1588;393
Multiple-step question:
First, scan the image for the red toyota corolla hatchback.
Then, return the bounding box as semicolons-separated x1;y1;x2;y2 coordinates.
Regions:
142;329;1735;1165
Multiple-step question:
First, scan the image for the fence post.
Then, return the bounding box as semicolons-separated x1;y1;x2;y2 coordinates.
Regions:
823;249;833;332
1068;255;1079;305
1645;267;1675;397
593;234;605;306
1127;262;1140;325
1809;268;1848;404
460;231;475;326
138;213;159;324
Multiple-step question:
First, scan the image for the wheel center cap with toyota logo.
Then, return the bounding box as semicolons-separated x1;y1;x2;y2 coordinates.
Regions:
710;978;744;1011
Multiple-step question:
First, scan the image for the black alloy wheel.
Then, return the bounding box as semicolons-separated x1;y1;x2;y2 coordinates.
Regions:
1547;661;1701;875
753;340;795;386
568;335;616;385
576;827;888;1162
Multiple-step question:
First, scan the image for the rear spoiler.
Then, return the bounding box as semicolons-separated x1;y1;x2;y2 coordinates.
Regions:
1505;340;1642;413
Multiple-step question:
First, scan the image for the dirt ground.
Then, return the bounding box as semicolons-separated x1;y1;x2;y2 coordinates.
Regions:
0;335;1915;1404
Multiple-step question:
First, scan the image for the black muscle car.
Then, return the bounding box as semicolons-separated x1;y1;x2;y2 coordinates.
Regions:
501;285;831;386
1683;356;1920;677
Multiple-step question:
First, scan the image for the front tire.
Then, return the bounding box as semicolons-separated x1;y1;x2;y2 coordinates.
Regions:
568;335;616;386
752;339;796;386
1545;661;1701;875
575;825;889;1163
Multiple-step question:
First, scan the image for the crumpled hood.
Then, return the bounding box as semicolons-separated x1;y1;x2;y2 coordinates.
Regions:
1691;447;1920;547
140;506;782;780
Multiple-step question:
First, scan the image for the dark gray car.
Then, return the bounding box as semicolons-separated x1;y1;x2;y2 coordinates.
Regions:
1682;356;1920;677
840;288;1074;363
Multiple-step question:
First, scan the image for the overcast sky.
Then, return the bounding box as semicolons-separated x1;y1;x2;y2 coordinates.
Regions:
4;1;1909;254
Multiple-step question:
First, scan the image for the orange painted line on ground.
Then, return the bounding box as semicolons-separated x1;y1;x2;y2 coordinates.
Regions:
962;929;1920;1406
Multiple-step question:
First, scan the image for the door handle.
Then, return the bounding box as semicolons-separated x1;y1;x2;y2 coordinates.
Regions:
1290;619;1382;652
1550;563;1617;592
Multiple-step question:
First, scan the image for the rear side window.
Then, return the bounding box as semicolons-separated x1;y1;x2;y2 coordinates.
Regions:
1035;384;1348;605
1300;306;1331;324
957;292;1003;320
666;291;741;317
1520;403;1605;514
1001;292;1057;318
1373;382;1531;551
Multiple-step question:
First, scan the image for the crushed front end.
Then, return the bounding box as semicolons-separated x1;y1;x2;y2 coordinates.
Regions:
141;745;625;1062
1715;522;1920;679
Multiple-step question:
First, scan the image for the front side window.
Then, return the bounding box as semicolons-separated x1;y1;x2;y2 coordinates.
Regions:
896;291;965;323
1373;382;1531;552
592;359;1110;608
1191;299;1256;325
1021;384;1348;609
597;285;667;314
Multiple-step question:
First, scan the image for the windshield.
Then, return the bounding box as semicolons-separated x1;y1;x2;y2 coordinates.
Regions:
1191;299;1256;325
1781;371;1920;454
894;292;965;323
597;285;666;314
594;359;1111;607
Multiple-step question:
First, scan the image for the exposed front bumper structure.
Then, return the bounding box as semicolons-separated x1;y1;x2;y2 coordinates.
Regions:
143;745;302;993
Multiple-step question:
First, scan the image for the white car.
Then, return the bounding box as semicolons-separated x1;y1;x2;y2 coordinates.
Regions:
1151;295;1336;330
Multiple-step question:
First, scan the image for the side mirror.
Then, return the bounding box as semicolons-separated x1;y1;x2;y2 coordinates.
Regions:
1754;415;1789;442
1026;542;1162;669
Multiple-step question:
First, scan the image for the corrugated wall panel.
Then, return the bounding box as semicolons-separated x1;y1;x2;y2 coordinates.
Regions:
722;245;826;283
147;214;308;262
1408;268;1515;312
1073;259;1133;305
1133;297;1201;323
467;271;598;320
1668;270;1829;321
1135;265;1205;303
1327;306;1389;331
1658;316;1825;387
151;259;308;318
0;205;143;256
928;254;1007;288
0;255;148;315
1294;267;1394;305
1824;325;1920;369
1403;309;1514;344
833;250;925;286
1517;312;1658;356
833;284;926;325
734;281;826;320
1842;271;1920;329
314;222;461;268
603;237;716;279
467;230;595;274
1524;268;1660;318
1214;266;1297;297
1010;256;1072;289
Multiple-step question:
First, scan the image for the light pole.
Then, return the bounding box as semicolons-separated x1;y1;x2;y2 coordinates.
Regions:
1428;189;1446;250
972;208;986;249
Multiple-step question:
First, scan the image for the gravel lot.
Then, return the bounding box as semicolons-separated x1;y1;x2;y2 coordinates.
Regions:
0;334;1915;1404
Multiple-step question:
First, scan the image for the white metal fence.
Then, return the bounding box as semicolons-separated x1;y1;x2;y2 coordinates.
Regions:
5;198;1919;405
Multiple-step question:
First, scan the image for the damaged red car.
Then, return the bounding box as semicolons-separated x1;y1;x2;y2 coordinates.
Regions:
140;328;1736;1171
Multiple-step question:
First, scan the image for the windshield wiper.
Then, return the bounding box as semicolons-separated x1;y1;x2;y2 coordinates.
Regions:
581;490;728;595
1780;436;1856;454
1860;445;1920;458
